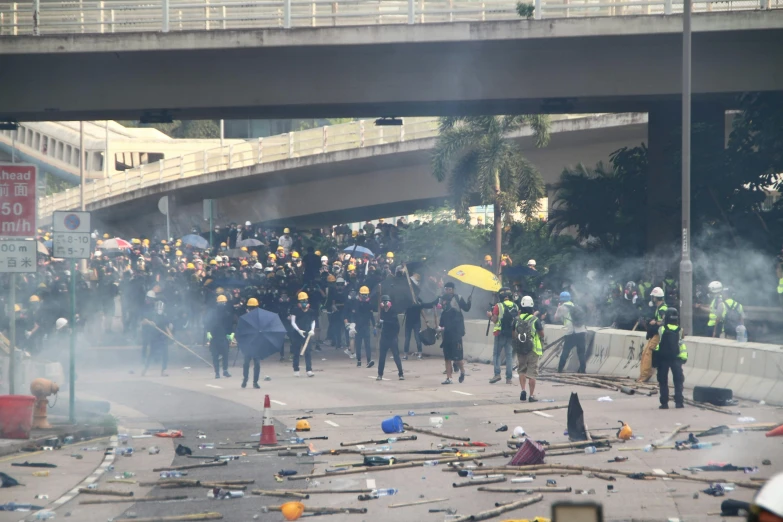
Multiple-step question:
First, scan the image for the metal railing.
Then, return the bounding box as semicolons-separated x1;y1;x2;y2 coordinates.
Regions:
0;0;777;35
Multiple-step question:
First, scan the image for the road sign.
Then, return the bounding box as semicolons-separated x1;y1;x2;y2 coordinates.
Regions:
0;164;37;237
53;211;91;259
0;239;37;273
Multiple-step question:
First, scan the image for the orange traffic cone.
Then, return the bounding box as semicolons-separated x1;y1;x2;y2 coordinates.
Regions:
260;394;278;446
765;424;783;437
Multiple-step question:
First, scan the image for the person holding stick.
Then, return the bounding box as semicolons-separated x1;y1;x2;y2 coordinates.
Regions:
141;298;172;377
291;291;316;377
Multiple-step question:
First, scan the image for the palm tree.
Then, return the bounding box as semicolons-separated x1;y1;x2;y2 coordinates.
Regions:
432;115;550;274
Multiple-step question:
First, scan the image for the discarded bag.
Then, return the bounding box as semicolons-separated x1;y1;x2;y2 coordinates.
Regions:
567;393;588;442
175;444;193;456
0;472;21;488
508;439;545;466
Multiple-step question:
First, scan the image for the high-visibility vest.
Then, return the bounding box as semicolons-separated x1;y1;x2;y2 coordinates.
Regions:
518;313;542;356
654;304;668;324
493;300;518;335
707;298;725;327
655;324;688;362
778;278;783;295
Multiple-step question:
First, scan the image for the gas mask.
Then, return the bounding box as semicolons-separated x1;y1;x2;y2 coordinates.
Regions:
298;299;309;311
279;294;290;304
381;298;392;312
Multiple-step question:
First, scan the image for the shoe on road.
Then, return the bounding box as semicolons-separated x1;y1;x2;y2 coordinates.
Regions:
367;361;375;368
416;353;422;360
294;371;301;377
357;360;362;367
253;382;260;389
675;403;684;409
442;378;453;385
241;381;247;388
376;375;382;381
344;348;352;356
223;371;231;378
458;373;465;383
399;375;405;380
307;371;315;377
528;396;538;403
659;404;669;409
489;375;501;384
215;374;220;379
506;379;513;385
402;355;408;360
520;390;527;401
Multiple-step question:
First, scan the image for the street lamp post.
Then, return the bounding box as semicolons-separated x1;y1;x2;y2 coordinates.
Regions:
680;0;694;336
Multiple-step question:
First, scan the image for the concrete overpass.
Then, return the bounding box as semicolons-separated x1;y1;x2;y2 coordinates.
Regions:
36;113;649;235
1;8;782;122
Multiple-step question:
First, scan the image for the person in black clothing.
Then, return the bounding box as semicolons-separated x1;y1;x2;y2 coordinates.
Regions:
206;294;234;379
241;298;262;389
653;307;687;409
438;294;466;385
403;295;438;360
291;291;316;377
345;285;376;368
377;295;404;381
276;291;292;361
443;281;472;312
302;246;321;282
141;297;172;377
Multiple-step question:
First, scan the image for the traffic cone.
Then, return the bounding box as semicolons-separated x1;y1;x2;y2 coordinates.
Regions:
765;424;783;437
259;394;278;446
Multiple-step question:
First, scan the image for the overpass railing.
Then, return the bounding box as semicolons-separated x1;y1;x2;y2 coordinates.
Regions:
37;117;442;219
1;0;778;35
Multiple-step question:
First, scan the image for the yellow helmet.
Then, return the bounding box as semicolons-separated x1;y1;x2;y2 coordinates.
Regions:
175;250;183;256
143;238;150;245
216;287;225;295
209;259;218;266
268;253;277;261
359;286;370;295
352;230;358;237
281;502;305;521
132;238;141;244
251;251;258;257
161;239;167;244
240;260;249;266
29;295;40;303
348;264;356;271
175;239;182;245
386;252;394;258
186;262;195;270
164;245;170;252
295;419;311;431
14;304;21;312
327;275;336;283
241;246;248;252
216;294;228;303
292;252;300;259
103;233;110;239
484;254;492;261
220;242;227;247
96;240;103;246
276;245;285;251
283;228;290;234
315;250;321;256
247;298;259;307
297;292;308;301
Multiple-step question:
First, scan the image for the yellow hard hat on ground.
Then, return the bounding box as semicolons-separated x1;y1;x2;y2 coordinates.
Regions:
247;298;259;307
295;419;311;431
186;262;195;270
29;295;40;303
216;295;228;303
297;292;308;301
281;501;305;521
359;286;370;295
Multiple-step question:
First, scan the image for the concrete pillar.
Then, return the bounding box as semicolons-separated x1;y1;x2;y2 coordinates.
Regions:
646;101;725;253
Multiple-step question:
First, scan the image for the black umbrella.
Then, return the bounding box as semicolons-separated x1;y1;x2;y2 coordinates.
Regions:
503;265;539;280
226;248;251;259
236;308;287;360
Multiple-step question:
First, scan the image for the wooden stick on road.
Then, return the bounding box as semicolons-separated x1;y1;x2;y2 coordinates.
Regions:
513;405;568;414
251;489;309;499
282;488;373;495
389;498;449;508
478;487;572;494
80;495;188;505
153;460;228;473
453;477;506;488
403;424;470;442
340;435;417;446
78;488;134;497
452;494;544;522
113;514;223;522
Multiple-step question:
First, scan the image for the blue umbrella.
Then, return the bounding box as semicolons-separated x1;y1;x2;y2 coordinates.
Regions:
344;245;374;257
182;234;209;249
236;308;287;360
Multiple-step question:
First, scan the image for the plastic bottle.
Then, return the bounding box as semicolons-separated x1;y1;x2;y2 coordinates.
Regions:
371;488;398;497
584;446;597;454
34;511;56;520
643;444;653;452
148;446;160;455
228;491;244;498
122;471;136;478
423;460;439;466
407;411;415;416
387;437;398;443
160;471;184;478
63;436;74;444
289;437;305;444
692;442;713;449
736;325;747;343
32;471;50;477
199;443;215;450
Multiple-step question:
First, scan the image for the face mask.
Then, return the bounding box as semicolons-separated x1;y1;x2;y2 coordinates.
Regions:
299;300;309;309
381;300;392;311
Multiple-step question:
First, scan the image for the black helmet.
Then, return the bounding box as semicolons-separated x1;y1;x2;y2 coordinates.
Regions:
665;307;679;324
499;286;511;299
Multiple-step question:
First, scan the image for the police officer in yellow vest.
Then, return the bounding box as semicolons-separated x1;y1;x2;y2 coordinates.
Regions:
652;308;688;409
638;287;667;383
515;296;544;403
776;255;783;306
705;281;726;338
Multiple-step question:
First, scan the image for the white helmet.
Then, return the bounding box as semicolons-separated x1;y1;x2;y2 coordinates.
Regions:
650;287;665;298
253;262;263;270
264;266;274;273
321;256;328;263
708;281;723;293
336;277;345;284
586;270;596;281
520;296;535;308
245;221;252;226
146;290;156;299
527;259;536;267
55;318;68;330
753;471;783;517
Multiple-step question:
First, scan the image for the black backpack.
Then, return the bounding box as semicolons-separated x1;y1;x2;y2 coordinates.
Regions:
513;314;535;355
724;301;741;334
568;303;586;327
499;302;518;335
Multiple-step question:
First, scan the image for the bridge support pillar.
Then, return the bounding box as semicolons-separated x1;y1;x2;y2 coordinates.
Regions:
646;101;725;255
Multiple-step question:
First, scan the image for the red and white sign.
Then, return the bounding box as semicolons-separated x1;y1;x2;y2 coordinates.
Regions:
0;164;37;238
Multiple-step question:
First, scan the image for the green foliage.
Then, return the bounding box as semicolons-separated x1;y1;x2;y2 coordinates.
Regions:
505;220;581;273
516;2;535;18
396;211;491;270
45;173;77;196
294;118;355;131
118;120;220;139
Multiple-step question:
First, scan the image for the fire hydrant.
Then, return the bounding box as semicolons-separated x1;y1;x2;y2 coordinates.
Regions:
30;378;59;429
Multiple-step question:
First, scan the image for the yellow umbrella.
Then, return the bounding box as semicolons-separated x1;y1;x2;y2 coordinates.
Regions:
447;264;501;292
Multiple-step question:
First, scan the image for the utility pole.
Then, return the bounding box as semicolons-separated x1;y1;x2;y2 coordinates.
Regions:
679;0;694;336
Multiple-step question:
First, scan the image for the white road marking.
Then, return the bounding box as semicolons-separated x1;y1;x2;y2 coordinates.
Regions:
533;411;553;418
325;420;340;427
270;400;286;406
367;376;390;381
366;479;377;489
205;384;222;389
451;390;473;396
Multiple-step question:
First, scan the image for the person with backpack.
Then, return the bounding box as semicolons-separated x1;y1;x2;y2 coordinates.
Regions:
638;287;667;383
652;307;688;409
514;296;545;402
488;287;519;384
722;287;745;340
554;291;587;373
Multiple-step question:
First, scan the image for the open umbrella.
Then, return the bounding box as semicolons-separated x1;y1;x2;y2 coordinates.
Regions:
101;238;132;251
182;234;209;249
236;308;287;360
344;245;374;257
225;248;250;259
503;265;539;280
37;241;50;256
237;238;263;248
447;264;501;292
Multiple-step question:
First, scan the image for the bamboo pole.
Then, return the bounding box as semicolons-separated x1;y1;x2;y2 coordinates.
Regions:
113;514;222;522
653;424;689;448
452;494;543;522
252;489;309;499
513;405;568;414
282;488;372;495
478;486;572;493
78;488;133;497
453;477;506;488
153;461;227;472
389;498;449;508
159;483;248;490
403;423;470;441
587;472;616;481
287;461;423;480
341;435;417;446
80;495;187;505
257;444;307;453
264;505;367;515
547;447;610;457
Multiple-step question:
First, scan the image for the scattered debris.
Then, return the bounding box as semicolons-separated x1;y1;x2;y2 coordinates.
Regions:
79;495;187;505
78;487;134;497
